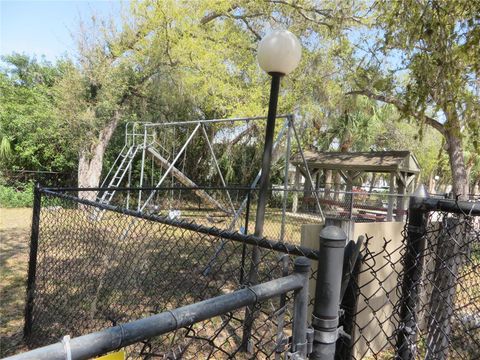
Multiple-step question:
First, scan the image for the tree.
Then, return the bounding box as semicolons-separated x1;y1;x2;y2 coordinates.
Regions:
58;0;363;192
0;54;76;178
55;14;171;197
348;0;479;198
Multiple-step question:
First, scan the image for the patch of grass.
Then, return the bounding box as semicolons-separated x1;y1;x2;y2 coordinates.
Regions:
0;208;31;357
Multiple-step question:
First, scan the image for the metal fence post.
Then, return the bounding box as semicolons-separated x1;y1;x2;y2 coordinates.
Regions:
24;183;42;340
337;254;362;360
395;185;428;359
310;226;346;360
239;189;252;285
241;75;282;352
291;257;311;358
425;216;461;360
334;235;364;360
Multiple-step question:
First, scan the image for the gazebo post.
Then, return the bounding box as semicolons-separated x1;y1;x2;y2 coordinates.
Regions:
292;166;300;213
315;171;321;190
396;172;406;221
345;171;354;220
387;172;395;221
302;169;317;211
325;169;332;198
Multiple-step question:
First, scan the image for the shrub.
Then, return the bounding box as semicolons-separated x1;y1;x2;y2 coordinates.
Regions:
0;183;34;207
268;189;295;209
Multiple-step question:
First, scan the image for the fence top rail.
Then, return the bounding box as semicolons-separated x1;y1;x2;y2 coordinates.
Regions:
40;188;319;260
43;185;412;198
6;270;306;360
43;185;256;192
416;197;480;216
289;188;412;197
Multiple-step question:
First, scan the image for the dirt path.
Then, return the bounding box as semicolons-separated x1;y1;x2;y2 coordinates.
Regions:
0;208;31;356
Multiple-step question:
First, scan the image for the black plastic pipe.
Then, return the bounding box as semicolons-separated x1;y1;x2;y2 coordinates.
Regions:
310;226;347;360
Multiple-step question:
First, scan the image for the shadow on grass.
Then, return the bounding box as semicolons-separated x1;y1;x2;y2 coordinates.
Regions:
0;228;30;357
25;210;287;358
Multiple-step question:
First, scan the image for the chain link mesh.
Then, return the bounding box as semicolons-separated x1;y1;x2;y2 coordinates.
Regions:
27;188;317;359
341;202;479;360
19;186;479;359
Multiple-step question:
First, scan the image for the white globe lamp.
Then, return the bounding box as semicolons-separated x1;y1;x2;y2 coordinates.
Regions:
257;30;302;75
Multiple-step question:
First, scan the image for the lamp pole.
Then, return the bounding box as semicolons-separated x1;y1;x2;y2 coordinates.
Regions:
253;29;302;239
241;30;302;352
253;72;282;238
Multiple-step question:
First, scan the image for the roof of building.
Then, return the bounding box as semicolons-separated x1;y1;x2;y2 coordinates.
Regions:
291;150;421;174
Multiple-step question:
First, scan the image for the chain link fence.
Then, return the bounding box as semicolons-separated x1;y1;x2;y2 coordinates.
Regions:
9;184;478;359
340;197;480;360
73;185;405;244
23;187;318;359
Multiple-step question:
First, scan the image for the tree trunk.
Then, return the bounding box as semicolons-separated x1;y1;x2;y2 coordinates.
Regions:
78;112;121;201
445;125;469;199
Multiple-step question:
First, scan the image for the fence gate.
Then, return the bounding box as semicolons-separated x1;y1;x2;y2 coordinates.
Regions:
339;187;480;360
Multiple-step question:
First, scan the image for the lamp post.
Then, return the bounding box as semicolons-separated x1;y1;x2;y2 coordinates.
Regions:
254;29;302;239
241;29;302;352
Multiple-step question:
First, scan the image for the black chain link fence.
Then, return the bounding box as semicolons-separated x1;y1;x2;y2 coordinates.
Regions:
10;184;479;359
24;187;319;359
340;198;480;360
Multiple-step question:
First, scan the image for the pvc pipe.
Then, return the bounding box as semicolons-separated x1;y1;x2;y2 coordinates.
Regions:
8;272;306;360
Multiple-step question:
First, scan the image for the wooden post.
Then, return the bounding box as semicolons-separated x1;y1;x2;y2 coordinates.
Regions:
315;171;321;190
302;169;316;211
396;172;406;221
292;166;300;213
387;172;395;221
325;169;332;198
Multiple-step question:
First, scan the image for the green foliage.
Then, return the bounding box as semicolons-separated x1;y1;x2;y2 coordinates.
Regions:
0;54;77;174
353;0;479;192
4;0;477;193
0;183;33;207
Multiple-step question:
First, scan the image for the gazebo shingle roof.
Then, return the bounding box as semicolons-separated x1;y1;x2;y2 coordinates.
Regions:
291;150;420;174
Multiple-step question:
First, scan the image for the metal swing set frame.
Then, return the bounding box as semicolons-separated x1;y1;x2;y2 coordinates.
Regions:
98;114;324;234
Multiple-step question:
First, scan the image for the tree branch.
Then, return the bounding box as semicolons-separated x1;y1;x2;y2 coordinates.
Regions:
237;17;261;41
200;4;239;25
346;89;446;136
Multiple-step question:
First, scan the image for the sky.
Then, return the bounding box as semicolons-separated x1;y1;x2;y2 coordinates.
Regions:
0;0;126;62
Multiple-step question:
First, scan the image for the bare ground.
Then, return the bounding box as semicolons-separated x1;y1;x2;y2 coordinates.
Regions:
0;208;31;357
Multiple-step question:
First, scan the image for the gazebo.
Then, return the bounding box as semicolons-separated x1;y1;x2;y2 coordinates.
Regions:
290;150;421;221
